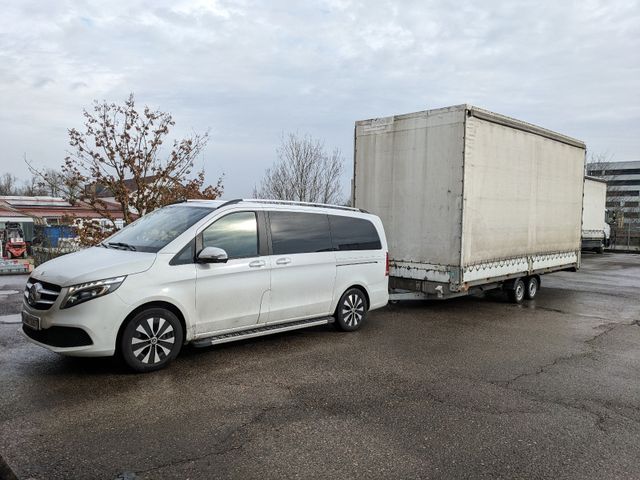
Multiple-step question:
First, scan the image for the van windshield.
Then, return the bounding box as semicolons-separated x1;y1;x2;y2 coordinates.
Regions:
103;205;213;253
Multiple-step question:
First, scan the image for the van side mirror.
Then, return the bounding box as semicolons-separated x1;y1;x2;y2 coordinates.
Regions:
197;246;229;263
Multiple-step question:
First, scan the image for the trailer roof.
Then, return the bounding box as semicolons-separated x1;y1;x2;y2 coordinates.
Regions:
355;104;586;150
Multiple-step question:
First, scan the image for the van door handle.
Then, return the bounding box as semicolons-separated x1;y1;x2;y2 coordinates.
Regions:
276;258;291;265
249;260;266;268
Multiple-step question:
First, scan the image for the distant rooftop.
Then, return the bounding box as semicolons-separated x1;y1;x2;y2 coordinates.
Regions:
588;160;640;169
93;175;158;198
0;195;126;220
0;196;72;207
0;200;32;220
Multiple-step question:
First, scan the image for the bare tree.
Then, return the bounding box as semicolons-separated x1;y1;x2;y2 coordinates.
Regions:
20;174;48;196
0;173;20;195
31;168;79;198
1;169;63;197
28;94;223;243
586;151;614;176
254;133;344;204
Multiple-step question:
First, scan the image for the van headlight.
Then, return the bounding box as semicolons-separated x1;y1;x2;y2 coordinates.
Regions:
61;276;126;309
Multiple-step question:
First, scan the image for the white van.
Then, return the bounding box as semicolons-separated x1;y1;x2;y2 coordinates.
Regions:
21;199;389;372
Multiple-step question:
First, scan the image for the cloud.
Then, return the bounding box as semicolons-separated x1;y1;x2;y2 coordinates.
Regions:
0;0;638;196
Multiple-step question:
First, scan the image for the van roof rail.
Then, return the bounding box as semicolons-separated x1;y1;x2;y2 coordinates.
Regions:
215;198;243;209
227;198;366;213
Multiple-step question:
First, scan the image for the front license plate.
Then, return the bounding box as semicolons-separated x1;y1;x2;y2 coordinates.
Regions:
22;311;41;330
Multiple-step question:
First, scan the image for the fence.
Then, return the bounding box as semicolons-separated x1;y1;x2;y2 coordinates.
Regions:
31;238;81;267
610;225;640;251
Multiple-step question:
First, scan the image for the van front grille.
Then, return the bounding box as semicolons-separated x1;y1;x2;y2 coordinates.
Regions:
24;278;62;310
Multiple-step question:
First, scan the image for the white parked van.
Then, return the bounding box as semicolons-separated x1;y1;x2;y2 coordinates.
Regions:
21;199;389;372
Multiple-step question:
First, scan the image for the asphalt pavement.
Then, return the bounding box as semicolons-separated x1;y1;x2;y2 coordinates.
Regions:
1;254;639;479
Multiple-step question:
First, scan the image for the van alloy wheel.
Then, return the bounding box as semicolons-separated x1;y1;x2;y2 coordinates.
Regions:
335;288;367;332
120;307;183;372
343;294;364;327
132;317;175;364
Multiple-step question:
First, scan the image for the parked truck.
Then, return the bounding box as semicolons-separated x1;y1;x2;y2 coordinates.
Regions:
353;104;585;303
581;176;608;253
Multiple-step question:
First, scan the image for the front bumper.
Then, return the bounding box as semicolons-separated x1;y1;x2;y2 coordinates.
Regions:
21;290;132;357
22;324;93;348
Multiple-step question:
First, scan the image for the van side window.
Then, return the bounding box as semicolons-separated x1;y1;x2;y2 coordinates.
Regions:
329;215;381;251
269;212;332;255
202;212;258;259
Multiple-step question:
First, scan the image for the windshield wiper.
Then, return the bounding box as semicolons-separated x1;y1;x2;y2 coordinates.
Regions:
107;242;137;251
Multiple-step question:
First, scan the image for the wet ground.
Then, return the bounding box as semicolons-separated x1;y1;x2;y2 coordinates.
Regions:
1;254;639;479
0;275;24;318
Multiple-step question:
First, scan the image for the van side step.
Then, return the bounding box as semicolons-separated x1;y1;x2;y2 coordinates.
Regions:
191;316;335;348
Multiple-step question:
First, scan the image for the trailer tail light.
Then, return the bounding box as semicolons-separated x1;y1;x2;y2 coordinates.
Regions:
385;252;389;276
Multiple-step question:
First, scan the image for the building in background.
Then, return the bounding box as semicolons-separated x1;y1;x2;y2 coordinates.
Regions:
586;160;640;249
0;196;127;243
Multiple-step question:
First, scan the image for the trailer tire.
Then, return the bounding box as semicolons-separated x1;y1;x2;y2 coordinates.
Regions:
508;278;526;304
525;276;539;300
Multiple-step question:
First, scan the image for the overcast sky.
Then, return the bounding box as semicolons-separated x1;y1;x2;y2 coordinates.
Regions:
1;0;639;198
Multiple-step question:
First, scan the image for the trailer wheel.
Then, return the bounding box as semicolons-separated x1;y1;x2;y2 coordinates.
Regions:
525;277;539;300
508;278;526;304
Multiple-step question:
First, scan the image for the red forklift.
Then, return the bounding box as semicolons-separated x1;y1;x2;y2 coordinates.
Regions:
1;222;27;259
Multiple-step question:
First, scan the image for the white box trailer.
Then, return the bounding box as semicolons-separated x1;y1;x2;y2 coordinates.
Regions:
582;176;608;253
353;105;586;302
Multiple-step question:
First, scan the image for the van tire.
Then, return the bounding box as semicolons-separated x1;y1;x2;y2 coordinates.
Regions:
334;288;368;332
508;278;526;304
120;308;183;373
